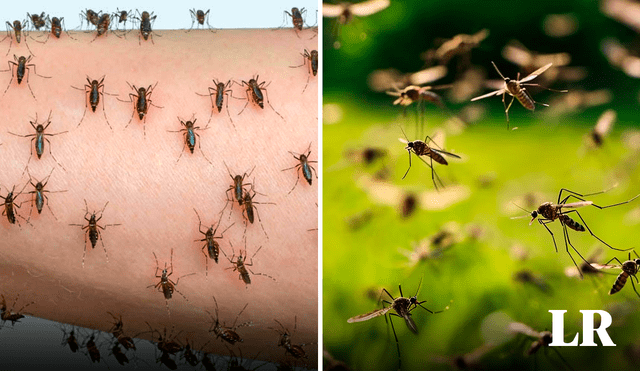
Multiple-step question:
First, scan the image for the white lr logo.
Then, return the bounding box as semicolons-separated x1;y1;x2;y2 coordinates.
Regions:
548;310;616;346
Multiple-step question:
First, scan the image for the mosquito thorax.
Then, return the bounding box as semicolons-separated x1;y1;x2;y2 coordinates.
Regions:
504;77;511;83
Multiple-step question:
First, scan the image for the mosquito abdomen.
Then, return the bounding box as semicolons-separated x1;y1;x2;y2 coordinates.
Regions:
609;272;629;295
559;214;585;231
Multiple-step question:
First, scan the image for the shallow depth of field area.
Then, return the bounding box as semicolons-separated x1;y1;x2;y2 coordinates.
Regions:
323;0;640;370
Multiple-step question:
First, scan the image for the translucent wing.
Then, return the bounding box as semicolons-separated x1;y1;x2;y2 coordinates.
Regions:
519;63;553;83
432;148;461;159
350;0;391;16
589;263;621;270
409;65;447;85
594;109;616;136
558;201;593;209
347;306;392;323
323;3;345;17
508;322;541;338
470;89;504;101
502;42;534;67
403;314;418;334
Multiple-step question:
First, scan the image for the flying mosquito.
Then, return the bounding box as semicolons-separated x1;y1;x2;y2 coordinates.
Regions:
471;62;567;129
347;279;446;369
591;251;640;299
512;186;640;278
323;0;391;49
587;109;616;148
508;322;575;371
398;126;460;190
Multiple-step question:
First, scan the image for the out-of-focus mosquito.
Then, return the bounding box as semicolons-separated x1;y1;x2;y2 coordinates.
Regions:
387;83;451;137
508;322;575;371
398;126;460;190
323;0;390;49
592;251;640;299
586;109;616;148
430;343;495;370
502;40;571;78
367;65;447;93
471;62;567;129
512;187;640;278
421;29;489;67
347;279;446;369
564;247;604;278
513;269;551;294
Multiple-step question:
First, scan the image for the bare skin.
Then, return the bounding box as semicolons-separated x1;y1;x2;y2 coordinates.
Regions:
0;28;318;365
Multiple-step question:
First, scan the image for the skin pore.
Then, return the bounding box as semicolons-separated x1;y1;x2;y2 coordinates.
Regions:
0;27;318;367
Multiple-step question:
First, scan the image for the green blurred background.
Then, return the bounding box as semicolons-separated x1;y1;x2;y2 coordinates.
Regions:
323;0;640;370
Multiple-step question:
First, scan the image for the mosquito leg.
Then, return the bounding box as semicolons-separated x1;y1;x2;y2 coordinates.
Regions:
538;219;558;253
560;223;583;280
550;346;576;371
603;257;623;266
564;209;631;252
562;221;596;273
402;151;412;180
504;95;515;130
387;314;402;370
630;276;640;300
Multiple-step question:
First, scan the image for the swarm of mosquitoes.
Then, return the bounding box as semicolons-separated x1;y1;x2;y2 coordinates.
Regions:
1;5;318;371
325;1;640;370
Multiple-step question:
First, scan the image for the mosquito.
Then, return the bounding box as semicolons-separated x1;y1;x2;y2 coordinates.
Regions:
106;312;136;350
387;84;450;137
3;20;33;56
167;115;212;164
187;9;214;32
1;54;51;100
196;79;234;126
1;182;29;226
194;208;234;276
289;49;318;93
398;126;460;190
223;162;254;209
60;325;79;353
25;167;67;221
270;317;310;360
588;109;616;148
592;251;640;299
512;187;640;278
147;248;196;315
282;142;318;194
508;322;575;371
471;62;567;129
0;294;35;326
69;200;121;268
9;111;67;173
347;279;446;369
225;239;276;287
206;296;251;345
323;0;391;49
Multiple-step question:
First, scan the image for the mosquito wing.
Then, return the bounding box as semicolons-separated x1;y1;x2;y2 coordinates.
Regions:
589;263;621;270
594;109;616;136
398;137;409;144
409;65;447;86
502;41;534;68
323;3;346;17
431;148;461;159
347;306;392;323
470;89;504;101
519;62;553;83
402;313;418;334
508;322;541;338
559;201;593;209
350;0;391;17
